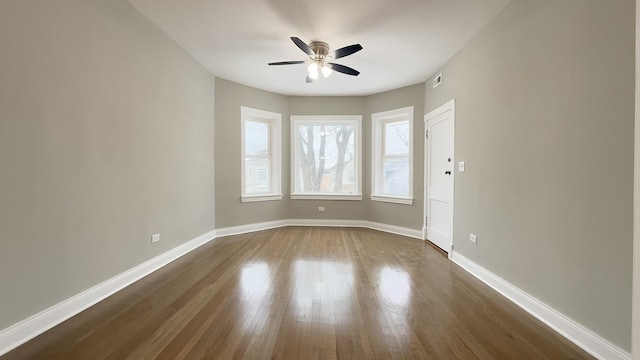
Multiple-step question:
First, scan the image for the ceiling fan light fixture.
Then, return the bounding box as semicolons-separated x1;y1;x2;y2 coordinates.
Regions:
321;65;332;78
268;37;363;83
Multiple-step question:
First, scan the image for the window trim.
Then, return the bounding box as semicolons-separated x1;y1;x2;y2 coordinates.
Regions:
240;106;282;203
371;106;414;205
290;115;363;200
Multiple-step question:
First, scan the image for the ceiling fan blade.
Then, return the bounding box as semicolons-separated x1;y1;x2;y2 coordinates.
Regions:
328;63;360;76
306;74;315;83
268;61;305;65
291;37;315;56
332;44;363;59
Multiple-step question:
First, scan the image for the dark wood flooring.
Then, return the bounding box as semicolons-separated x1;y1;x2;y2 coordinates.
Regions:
1;227;593;359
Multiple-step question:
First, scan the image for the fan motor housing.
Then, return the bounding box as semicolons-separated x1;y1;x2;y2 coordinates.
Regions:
309;41;330;60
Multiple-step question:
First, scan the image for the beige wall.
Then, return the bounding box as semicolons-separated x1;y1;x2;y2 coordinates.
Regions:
425;0;634;350
214;78;289;228
0;0;215;329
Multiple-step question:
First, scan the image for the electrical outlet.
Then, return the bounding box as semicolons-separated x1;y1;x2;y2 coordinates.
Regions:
318;206;325;212
151;233;160;243
469;233;477;243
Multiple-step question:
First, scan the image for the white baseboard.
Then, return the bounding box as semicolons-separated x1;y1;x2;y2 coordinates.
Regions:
215;218;423;240
0;229;216;357
364;221;423;239
215;220;289;237
287;218;366;227
451;251;631;360
287;219;423;240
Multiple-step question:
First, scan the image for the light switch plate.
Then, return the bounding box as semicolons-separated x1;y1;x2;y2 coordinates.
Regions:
469;233;477;243
458;161;465;172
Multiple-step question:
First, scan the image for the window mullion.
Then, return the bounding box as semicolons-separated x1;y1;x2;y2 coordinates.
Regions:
382;154;409;160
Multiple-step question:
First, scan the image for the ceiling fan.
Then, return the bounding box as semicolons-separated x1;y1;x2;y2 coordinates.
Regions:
268;37;363;83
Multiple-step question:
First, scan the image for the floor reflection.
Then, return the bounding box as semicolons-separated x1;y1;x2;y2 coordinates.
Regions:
376;266;413;348
293;260;354;325
239;262;271;333
241;262;270;296
379;267;411;306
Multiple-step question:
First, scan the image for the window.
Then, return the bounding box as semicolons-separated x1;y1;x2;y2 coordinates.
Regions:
241;106;282;202
291;115;362;200
371;107;414;204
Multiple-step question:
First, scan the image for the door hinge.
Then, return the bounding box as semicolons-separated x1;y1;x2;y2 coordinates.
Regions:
425;130;429;139
425;216;428;226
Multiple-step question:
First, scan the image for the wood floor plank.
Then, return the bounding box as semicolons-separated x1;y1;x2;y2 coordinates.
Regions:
1;227;594;360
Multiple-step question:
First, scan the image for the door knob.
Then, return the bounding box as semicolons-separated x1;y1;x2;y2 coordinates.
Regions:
445;170;451;175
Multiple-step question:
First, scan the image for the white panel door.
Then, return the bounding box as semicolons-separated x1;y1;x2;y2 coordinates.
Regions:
425;101;454;253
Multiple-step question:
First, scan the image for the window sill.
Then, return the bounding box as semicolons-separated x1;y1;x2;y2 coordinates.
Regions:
241;194;283;203
370;195;413;205
290;194;363;201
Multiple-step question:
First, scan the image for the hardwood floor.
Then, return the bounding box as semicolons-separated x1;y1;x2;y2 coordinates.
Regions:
2;227;592;359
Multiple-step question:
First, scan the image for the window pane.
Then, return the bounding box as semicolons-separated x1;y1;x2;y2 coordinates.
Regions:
245;121;269;157
295;124;356;193
383;158;409;196
245;157;270;194
384;121;409;156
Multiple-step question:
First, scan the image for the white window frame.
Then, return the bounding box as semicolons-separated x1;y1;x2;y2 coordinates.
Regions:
290;115;362;200
240;106;282;203
371;106;414;205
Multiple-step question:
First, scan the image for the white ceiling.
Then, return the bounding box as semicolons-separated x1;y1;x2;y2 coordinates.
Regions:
127;0;510;96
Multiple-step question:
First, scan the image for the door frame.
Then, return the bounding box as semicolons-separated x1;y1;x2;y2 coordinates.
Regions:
424;99;455;258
